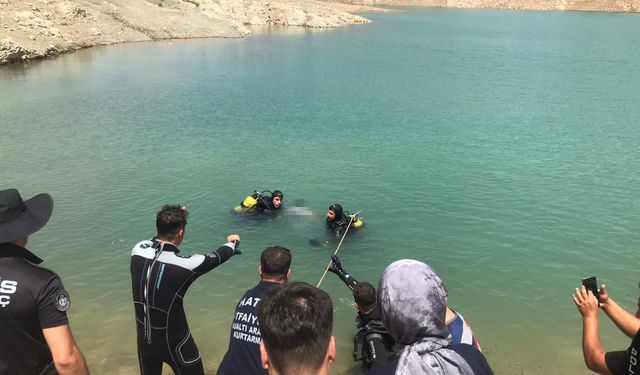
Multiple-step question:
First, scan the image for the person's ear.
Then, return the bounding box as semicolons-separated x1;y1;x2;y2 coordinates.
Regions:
12;237;27;247
328;336;336;364
258;265;262;276
286;268;292;279
260;341;270;370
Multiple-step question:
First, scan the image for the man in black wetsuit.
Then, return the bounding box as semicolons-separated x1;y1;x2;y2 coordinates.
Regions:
130;205;241;375
217;245;292;375
328;255;395;369
239;190;283;215
325;203;352;238
254;190;283;213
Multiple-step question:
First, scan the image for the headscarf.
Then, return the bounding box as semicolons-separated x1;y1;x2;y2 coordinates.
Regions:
378;260;474;375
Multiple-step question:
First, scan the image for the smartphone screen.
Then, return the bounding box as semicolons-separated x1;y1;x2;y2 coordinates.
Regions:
582;276;600;301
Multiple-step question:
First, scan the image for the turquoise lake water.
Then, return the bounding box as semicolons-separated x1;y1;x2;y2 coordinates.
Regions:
2;6;640;374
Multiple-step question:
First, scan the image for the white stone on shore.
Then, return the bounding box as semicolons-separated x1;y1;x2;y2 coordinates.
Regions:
0;38;30;64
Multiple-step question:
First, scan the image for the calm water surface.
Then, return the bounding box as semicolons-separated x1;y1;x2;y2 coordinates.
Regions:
1;7;639;374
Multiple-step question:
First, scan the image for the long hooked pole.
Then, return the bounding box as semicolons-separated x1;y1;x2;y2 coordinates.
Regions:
316;210;362;288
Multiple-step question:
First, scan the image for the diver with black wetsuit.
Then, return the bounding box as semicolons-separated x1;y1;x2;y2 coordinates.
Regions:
254;190;283;213
328;255;396;370
130;205;241;375
325;203;351;238
236;190;284;217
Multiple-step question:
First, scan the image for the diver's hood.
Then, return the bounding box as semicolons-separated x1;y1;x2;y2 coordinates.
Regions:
328;203;343;220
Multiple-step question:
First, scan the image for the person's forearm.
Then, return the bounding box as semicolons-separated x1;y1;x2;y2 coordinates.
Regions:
193;242;236;273
602;297;640;338
210;242;236;263
334;269;358;291
582;316;611;375
54;346;89;375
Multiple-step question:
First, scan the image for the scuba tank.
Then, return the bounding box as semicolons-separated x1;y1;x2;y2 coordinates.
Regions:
234;191;263;213
345;211;365;230
241;192;261;209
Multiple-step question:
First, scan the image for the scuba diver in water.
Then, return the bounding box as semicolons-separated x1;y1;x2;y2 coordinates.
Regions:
235;190;284;215
325;203;363;238
309;203;364;246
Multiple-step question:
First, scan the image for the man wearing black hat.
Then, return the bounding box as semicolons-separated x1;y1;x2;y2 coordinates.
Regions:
0;188;89;374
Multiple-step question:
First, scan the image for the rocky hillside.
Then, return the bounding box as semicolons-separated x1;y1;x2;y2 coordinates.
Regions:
2;0;639;65
343;0;640;12
0;0;375;64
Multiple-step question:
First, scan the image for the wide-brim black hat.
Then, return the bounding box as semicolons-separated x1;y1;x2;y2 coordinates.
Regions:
0;188;53;244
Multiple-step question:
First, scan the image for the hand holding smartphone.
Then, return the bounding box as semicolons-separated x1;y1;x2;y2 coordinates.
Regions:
582;276;600;302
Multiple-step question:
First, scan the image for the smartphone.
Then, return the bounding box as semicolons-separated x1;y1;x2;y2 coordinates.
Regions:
582;276;600;302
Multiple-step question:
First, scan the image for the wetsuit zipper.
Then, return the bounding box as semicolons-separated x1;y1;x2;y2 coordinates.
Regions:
143;242;163;344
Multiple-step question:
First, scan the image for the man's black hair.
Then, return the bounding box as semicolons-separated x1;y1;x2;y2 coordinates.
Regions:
156;205;188;239
257;282;333;374
260;246;291;278
353;282;377;312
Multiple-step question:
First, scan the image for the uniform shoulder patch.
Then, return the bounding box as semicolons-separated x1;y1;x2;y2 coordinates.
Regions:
55;290;71;312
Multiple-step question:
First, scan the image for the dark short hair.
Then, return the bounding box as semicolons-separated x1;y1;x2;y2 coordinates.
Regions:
156;205;188;238
353;282;377;311
257;282;333;374
261;246;291;278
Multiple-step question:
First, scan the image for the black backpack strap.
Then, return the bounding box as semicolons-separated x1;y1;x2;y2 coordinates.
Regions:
365;320;389;334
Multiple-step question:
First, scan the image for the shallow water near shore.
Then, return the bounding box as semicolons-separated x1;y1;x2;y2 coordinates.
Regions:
2;7;640;374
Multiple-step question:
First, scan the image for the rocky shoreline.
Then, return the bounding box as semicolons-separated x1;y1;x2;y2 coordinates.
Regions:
2;0;640;65
0;0;380;65
380;0;640;12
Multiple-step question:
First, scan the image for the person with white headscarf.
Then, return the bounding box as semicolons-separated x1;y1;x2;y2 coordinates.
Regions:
368;259;494;375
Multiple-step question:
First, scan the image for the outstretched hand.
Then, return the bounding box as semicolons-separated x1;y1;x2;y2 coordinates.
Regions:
227;234;241;255
573;285;599;319
328;255;343;274
331;255;342;268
